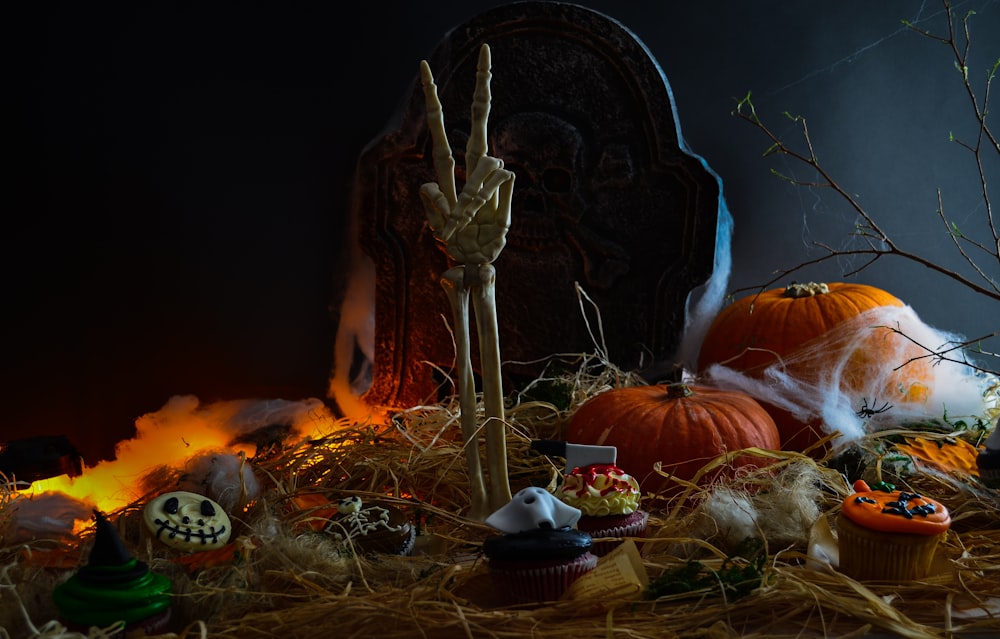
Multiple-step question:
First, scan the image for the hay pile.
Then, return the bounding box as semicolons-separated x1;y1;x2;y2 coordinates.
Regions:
2;359;999;638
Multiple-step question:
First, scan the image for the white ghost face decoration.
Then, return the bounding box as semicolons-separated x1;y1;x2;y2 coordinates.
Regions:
143;490;232;551
485;486;581;534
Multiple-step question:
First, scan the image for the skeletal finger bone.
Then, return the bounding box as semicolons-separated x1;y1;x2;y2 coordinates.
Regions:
448;156;510;242
419;183;450;237
478;162;515;219
419;59;457;207
465;43;493;179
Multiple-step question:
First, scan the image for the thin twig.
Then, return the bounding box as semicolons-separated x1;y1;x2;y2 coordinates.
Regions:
732;0;999;374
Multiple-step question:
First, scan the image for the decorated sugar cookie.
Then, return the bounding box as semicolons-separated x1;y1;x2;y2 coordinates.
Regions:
144;490;232;551
323;495;415;556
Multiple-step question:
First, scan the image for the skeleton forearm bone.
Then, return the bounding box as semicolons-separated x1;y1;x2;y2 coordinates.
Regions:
471;263;510;510
419;60;457;208
441;267;490;521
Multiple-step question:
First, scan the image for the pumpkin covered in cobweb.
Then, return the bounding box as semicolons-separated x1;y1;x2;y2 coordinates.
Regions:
697;282;936;453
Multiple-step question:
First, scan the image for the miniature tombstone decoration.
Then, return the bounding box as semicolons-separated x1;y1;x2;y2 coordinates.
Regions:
333;2;722;411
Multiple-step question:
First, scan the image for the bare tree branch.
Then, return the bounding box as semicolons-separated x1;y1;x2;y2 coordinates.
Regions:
877;323;999;376
732;0;998;372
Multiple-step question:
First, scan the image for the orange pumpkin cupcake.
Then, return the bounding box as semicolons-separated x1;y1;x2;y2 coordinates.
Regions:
837;480;950;581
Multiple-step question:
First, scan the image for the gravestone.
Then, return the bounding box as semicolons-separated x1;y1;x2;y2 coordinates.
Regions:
337;2;723;411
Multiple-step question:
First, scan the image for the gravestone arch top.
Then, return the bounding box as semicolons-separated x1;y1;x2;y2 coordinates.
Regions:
334;1;724;411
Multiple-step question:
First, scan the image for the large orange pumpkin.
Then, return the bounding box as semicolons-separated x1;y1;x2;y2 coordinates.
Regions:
696;282;931;453
564;383;781;496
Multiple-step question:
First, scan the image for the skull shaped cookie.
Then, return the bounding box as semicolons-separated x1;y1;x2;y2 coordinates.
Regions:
143;490;232;551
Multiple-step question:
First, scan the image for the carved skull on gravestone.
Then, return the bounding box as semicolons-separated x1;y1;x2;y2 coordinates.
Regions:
489;112;584;245
465;111;630;291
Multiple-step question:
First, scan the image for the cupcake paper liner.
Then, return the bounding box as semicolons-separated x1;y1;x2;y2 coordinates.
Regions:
837;514;943;582
61;607;172;637
577;510;649;557
488;552;598;605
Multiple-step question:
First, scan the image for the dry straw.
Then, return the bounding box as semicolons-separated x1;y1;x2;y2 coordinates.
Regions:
2;355;998;638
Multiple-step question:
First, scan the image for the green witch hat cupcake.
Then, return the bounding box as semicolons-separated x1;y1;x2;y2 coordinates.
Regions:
53;510;173;634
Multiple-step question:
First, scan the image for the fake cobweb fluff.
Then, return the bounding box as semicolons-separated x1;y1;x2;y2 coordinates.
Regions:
703;304;996;448
680;459;829;554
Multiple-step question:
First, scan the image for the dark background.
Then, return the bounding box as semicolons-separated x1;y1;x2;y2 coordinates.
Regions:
10;1;999;465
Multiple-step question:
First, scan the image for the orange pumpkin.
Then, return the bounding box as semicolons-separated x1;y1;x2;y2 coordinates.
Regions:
696;281;930;453
564;383;781;496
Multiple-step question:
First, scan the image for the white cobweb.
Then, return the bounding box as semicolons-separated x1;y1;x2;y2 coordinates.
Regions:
702;304;996;448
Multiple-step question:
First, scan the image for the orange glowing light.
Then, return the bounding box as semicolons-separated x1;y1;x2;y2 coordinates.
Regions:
23;395;345;521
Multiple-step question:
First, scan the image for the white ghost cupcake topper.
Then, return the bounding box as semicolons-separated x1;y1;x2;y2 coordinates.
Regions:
485;486;581;534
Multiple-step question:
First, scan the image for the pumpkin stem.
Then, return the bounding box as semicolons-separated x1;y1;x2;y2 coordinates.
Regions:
783;282;829;298
665;383;695;399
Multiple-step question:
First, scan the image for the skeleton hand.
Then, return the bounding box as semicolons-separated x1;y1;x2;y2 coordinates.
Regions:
419;43;514;518
420;44;515;265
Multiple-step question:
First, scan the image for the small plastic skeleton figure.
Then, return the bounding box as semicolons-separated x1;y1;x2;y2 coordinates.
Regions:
419;43;515;520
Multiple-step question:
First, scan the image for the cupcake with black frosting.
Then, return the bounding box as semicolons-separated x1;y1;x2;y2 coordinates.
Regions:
53;510;173;634
483;487;597;605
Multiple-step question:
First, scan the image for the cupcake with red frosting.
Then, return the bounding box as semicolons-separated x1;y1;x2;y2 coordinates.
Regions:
837;480;951;581
557;463;648;556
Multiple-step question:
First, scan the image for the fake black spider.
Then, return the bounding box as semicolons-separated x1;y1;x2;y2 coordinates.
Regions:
856;398;893;419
